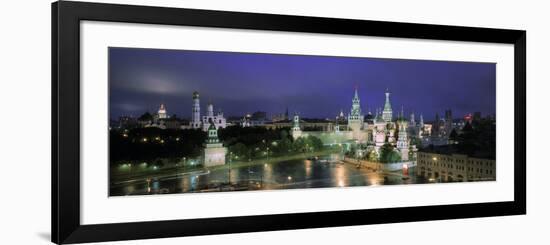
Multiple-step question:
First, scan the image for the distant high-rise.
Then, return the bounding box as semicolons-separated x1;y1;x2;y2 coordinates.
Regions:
445;109;452;121
251;111;267;121
444;109;453;132
433;112;440;134
474;111;482;121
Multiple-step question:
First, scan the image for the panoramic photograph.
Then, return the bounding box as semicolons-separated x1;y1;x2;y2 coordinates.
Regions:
108;47;496;196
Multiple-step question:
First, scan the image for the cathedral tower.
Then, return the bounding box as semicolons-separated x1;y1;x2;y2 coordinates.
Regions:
409;112;416;127
382;89;393;122
347;87;364;140
207;102;214;117
396;118;410;161
191;91;201;129
291;112;302;140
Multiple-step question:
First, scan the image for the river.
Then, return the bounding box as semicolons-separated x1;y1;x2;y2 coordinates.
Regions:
110;156;427;196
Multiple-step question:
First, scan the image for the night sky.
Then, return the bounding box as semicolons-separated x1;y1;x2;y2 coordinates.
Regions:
109;47;496;121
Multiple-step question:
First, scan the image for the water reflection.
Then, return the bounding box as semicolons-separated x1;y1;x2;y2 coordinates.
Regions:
110;156;425;196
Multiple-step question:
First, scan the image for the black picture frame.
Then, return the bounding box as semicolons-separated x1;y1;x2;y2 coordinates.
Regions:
52;1;526;244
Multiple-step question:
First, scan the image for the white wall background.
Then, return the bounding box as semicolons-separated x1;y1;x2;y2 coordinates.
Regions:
0;0;546;244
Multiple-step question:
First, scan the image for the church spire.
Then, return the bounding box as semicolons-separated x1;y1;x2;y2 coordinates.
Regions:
348;86;363;122
293;112;300;129
384;88;391;109
353;86;360;104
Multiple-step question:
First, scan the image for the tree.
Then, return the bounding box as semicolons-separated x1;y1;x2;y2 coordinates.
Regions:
455;119;495;159
367;150;379;162
346;144;357;158
273;137;292;155
306;135;323;151
387;151;402;163
408;145;416;161
153;158;164;168
138;112;153;121
379;143;401;163
449;129;458;142
229;142;248;159
292;137;307;153
411;137;423;150
456;122;477;156
280;129;289;140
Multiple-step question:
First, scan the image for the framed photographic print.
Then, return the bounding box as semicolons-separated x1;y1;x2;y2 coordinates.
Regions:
52;1;526;244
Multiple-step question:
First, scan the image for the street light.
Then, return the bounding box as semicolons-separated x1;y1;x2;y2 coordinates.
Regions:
228;152;233;185
183;157;186;171
286;176;292;188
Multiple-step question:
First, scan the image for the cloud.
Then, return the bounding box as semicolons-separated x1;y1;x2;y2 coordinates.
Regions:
112;71;190;95
114;102;145;112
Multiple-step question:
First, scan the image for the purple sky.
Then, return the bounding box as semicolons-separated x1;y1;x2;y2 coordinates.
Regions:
109;47;496;121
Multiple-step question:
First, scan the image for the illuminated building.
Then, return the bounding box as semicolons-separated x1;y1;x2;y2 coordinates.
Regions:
347;87;365;141
203;121;227;167
417;151;495;182
201;102;227;131
191;91;201;129
464;113;473;123
396;111;410;161
291;113;303;140
157;103;168;119
272;107;289;122
382;89;393;122
188;91;227;131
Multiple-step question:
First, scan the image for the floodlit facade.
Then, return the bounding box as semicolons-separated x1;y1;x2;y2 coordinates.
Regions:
347;87;364;140
188;91;227;131
157;103;168;119
191;91;201;129
416;152;496;182
201;102;227;131
291;113;303;140
289;87;429;161
203;122;227;167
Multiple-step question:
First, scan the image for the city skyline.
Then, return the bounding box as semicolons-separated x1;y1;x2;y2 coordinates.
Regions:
109;47;496;121
109;47;497;196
